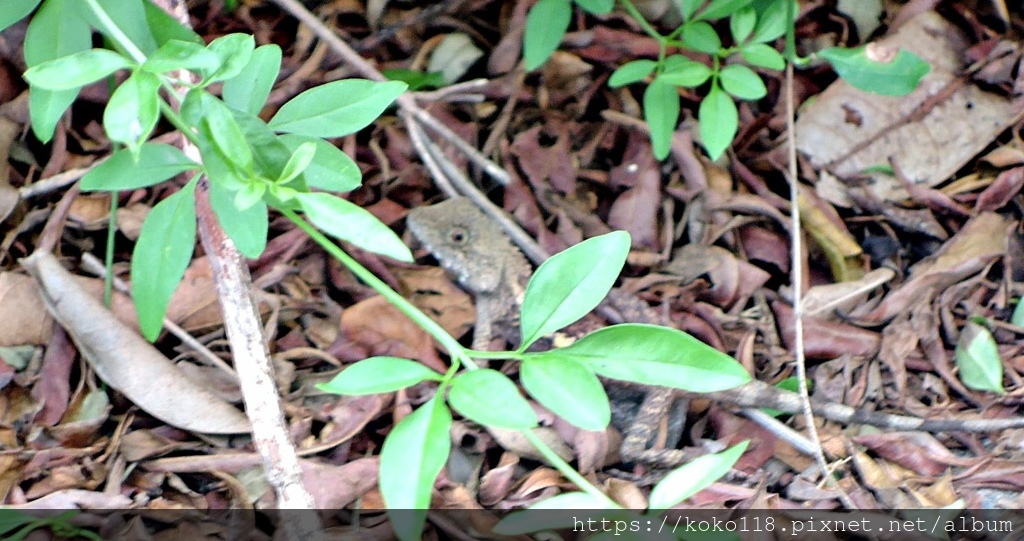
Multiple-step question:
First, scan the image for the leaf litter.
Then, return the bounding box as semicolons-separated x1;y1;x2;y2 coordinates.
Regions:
1;0;1024;536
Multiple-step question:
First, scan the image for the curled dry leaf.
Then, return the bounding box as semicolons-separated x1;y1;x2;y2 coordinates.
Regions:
20;251;251;434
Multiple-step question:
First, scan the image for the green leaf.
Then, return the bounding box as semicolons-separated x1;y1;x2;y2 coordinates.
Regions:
202;33;255;83
730;6;756;42
719;63;766;99
142;39;221;74
521;356;609;431
750;0;794;43
575;0;614;15
648;441;749;509
698;83;738;160
658;55;713;87
381;68;445;91
207;178;268;258
523;0;572;71
0;0;40;33
681;21;721;54
276;142;316;184
448;369;538;429
381;396;451;541
23;0;90;143
233;181;266;211
268;79;407;138
740;42;785;70
495;493;618;534
317;357;443;395
23;49;132;90
643;79;680;161
81;144;197;191
103;69;162;148
1012;299;1024;327
760;377;806;417
520;231;630;349
222;44;282;115
143;0;203;47
696;0;755;21
530;323;751;392
81;0;157;55
295;192;413;262
679;0;702;20
608;59;657;88
0;510;38;535
132;177;198;341
188;90;255;174
954;320;1005;395
278;135;362;192
819;45;930;96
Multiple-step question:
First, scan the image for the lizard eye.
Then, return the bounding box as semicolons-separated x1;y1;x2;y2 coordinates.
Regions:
448;227;469;244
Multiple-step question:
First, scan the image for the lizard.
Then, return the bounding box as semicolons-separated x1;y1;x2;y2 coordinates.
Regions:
405;196;1024;468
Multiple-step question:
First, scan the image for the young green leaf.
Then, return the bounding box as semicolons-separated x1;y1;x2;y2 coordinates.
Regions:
741;42;785;70
523;0;572;71
207;179;268;258
23;49;132;90
202;33;255;83
103;69;162;148
132;177;198;341
294;192;413;262
719;63;766;99
521;356;609;431
276;142;317;184
189;91;255;174
380;396;452;541
317;357;443;395
648;441;749;509
23;0;90;142
530;324;751;392
698;83;738;160
0;510;38;535
729;6;756;43
222;44;282;115
658;55;713;87
643;80;680;161
142;39;221;74
574;0;614;15
696;0;755;21
0;0;40;33
681;21;722;54
268;79;407;138
278;135;362;193
448;369;538;429
819;46;930;96
381;68;446;91
608;59;657;88
520;231;630;349
233;181;266;211
954;320;1005;395
81;144;198;191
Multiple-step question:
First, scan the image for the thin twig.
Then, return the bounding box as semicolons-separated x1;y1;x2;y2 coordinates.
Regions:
786;61;857;508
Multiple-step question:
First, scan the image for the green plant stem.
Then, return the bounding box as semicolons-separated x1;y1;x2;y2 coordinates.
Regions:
618;0;664;42
82;0;148;63
103;191;118;307
282;208;477;370
282;209;619;505
521;429;619;508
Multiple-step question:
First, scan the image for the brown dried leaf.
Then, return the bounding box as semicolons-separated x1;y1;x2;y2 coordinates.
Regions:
21;252;251;434
853;432;980;476
340;295;445;370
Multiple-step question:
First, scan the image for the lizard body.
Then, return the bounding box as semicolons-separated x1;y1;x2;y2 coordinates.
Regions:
406;197;1024;468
